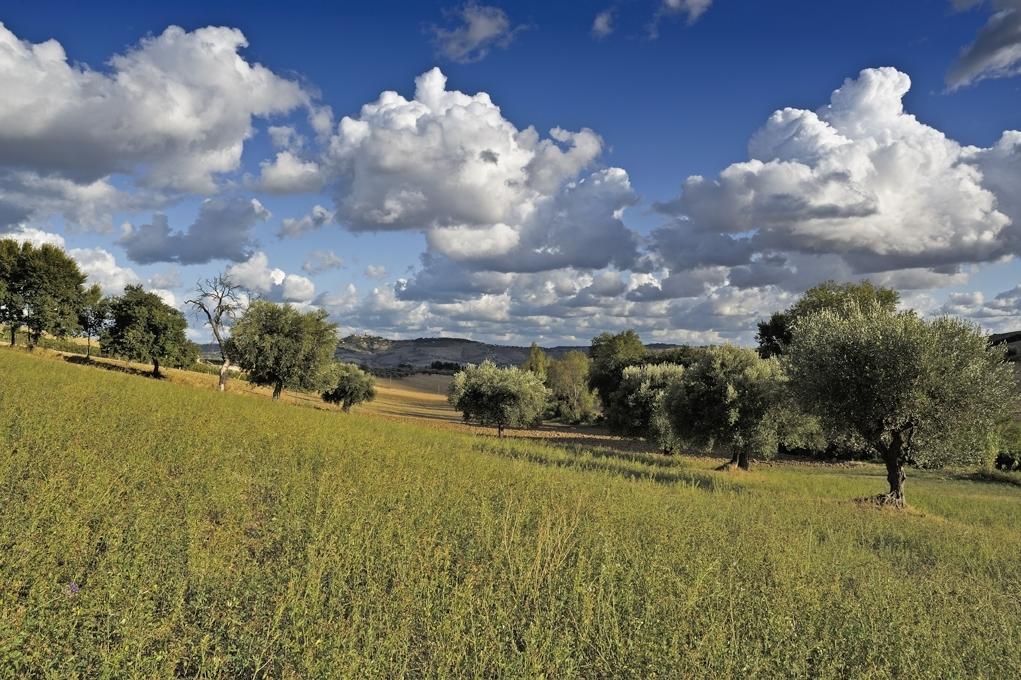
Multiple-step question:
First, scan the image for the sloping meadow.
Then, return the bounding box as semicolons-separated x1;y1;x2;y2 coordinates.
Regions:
1;349;1019;677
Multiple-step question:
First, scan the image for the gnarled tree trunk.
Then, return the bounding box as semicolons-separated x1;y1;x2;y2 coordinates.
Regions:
272;381;283;401
875;427;909;506
152;357;161;379
719;450;750;471
217;358;230;392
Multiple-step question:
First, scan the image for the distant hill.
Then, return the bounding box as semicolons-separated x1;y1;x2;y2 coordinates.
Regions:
990;330;1021;361
197;334;683;369
332;334;684;369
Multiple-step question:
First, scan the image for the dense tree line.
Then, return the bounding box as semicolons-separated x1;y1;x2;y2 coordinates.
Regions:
1;240;86;348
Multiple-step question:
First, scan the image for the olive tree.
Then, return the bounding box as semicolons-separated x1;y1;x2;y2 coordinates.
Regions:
608;363;686;452
449;361;549;437
322;363;377;412
102;285;197;377
226;301;337;400
757;280;898;358
186;273;245;392
664;346;783;470
786;305;1016;505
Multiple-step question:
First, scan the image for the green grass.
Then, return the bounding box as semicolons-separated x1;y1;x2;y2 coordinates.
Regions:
1;348;1020;678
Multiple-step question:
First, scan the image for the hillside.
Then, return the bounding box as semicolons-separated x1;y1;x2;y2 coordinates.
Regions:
200;334;657;368
990;329;1021;360
331;335;683;369
2;347;1020;677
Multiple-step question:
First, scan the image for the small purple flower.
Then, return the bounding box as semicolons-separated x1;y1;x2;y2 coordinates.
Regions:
68;581;80;595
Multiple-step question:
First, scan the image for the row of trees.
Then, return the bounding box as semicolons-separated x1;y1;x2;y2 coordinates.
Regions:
448;281;1017;504
1;240;376;412
1;240;89;349
0;240;198;376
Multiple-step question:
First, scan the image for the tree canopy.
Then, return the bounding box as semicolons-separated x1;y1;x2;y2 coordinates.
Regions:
0;240;86;347
546;350;600;424
786;304;1016;504
77;284;109;359
757;280;899;358
321;363;377;412
448;361;549;437
664;346;784;470
588;330;645;409
226;301;338;400
521;342;550;382
608;363;686;452
102;285;196;377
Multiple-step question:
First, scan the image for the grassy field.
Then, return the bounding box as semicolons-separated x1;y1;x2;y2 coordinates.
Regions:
2;347;1021;677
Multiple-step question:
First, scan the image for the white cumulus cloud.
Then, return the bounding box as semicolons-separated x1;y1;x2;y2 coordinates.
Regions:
0;22;309;227
227;251;316;303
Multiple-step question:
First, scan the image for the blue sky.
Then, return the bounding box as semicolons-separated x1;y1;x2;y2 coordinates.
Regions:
1;0;1020;345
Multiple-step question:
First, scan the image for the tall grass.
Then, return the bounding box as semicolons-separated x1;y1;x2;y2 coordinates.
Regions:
1;348;1019;677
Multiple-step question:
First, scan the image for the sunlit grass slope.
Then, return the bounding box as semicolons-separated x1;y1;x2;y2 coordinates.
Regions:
1;348;1020;678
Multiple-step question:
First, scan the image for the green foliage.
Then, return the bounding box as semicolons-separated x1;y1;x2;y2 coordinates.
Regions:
787;305;1017;499
321;362;377;412
757;280;899;358
994;420;1021;471
520;342;549;381
449;361;549;435
644;345;708;368
588;330;645;409
3;348;1021;677
226;301;338;400
0;239;22;341
546;350;600;424
607;363;686;451
76;284;109;358
101;285;196;377
664;346;785;468
0;240;86;347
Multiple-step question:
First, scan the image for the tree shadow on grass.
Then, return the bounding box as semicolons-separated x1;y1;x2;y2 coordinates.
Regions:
64;354;161;379
958;469;1021;488
473;440;739;493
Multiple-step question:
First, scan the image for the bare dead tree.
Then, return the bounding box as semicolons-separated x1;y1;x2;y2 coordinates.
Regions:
186;273;245;392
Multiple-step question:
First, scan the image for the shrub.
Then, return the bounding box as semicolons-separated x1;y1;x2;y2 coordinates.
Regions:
322;363;377;412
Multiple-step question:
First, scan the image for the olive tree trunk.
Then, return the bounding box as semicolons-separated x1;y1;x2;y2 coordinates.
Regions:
737;450;750;471
152;357;161;379
875;428;908;506
217;359;230;392
723;450;750;470
272;381;283;400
